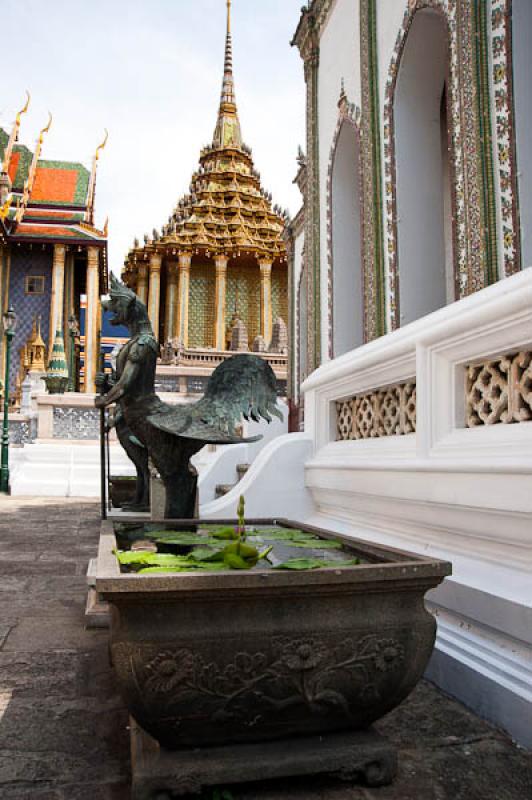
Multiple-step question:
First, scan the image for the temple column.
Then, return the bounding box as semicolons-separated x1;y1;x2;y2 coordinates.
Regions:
85;246;100;394
259;259;273;345
214;255;228;350
148;252;162;339
137;264;149;306
164;262;179;341
49;244;66;353
176;252;192;347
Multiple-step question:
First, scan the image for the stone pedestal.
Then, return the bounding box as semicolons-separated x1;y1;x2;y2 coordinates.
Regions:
130;718;397;799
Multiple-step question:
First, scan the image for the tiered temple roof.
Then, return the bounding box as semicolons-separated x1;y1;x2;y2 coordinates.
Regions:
123;0;288;282
0;106;108;262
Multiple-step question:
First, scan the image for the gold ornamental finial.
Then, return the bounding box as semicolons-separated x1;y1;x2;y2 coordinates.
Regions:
85;129;109;224
227;0;231;33
2;90;31;173
15;111;53;223
95;128;108;163
38;112;53;143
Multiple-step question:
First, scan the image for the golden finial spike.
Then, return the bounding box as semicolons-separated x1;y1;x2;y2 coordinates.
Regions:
39;112;53;142
15;111;53;223
2;91;31;173
227;0;231;33
95;129;108;163
17;91;31;125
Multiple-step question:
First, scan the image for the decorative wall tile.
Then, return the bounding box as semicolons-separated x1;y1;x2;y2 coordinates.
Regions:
52;407;100;440
491;0;521;276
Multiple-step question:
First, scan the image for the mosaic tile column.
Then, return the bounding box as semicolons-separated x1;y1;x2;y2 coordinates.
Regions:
49;244;66;353
85;246;100;394
148;253;162;341
176;252;192;347
164;261;179;342
259;259;273;345
137;264;149;306
214;256;228;350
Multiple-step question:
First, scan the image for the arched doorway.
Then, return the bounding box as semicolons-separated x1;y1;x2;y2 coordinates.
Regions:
330;121;363;356
512;0;532;269
394;9;454;325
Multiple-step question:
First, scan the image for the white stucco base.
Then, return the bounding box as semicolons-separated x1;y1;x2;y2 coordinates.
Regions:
298;268;532;747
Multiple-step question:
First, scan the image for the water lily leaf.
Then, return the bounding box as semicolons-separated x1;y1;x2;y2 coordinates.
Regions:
274;557;360;570
248;529;312;542
155;534;220;546
190;546;226;562
283;539;343;550
138;562;226;574
208;526;238;540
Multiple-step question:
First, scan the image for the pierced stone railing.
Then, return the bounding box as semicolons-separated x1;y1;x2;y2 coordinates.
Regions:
336;381;416;440
466;351;532;427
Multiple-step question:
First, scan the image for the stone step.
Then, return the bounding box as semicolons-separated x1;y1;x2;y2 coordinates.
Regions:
215;483;236;498
236;463;251;480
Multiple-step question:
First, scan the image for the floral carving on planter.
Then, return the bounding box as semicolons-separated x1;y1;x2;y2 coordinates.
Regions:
336;381;416;440
131;634;405;730
466;350;532;426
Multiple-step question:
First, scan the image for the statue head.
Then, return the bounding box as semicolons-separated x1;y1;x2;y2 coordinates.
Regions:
102;274;150;330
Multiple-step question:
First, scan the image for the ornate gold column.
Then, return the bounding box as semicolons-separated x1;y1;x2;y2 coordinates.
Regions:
137;264;149;306
85;246;100;394
259;259;273;345
214;255;228;350
148;252;162;339
164;262;179;341
49;244;66;353
176;252;192;347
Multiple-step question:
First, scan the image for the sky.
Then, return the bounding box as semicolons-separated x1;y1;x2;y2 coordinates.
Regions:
1;0;306;273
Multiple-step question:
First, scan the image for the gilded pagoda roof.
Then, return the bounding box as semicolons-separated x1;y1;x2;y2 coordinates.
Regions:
124;0;288;276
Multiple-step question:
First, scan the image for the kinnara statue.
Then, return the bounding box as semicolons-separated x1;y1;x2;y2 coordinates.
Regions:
95;276;282;518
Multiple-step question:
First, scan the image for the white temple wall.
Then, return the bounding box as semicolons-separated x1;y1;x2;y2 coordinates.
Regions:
394;10;449;325
301;268;532;747
376;0;410;101
293;228;305;400
318;0;361;362
331;122;363;355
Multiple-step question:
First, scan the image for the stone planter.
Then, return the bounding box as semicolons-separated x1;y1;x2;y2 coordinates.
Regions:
96;519;451;795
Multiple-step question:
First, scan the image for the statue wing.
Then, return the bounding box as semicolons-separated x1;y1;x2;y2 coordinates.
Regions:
147;354;283;444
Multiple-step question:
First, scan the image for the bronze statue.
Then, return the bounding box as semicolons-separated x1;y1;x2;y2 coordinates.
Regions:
96;276;282;518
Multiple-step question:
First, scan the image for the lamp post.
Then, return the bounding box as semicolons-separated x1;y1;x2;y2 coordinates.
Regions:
67;314;79;392
1;305;17;493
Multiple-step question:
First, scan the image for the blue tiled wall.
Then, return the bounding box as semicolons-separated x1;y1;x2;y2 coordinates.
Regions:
8;248;52;390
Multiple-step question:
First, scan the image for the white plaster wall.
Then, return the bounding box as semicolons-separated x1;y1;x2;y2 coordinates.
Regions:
395;10;448;325
513;0;532;270
318;0;361;362
300;268;532;747
293;228;305;400
377;0;409;101
331;122;363;355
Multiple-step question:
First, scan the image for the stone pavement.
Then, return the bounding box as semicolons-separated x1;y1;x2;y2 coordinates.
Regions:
0;496;530;800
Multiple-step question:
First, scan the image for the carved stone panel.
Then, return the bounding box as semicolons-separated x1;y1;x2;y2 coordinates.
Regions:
466;351;532;426
336;381;416;440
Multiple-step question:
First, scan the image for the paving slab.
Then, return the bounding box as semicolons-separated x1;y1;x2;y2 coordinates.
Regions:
0;495;530;800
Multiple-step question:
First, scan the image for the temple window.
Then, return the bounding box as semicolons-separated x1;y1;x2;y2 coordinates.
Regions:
394;9;453;326
24;275;46;295
512;0;532;269
330;121;363;356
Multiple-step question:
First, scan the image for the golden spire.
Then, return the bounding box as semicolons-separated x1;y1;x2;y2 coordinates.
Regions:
15;112;52;223
2;91;30;174
86;128;108;223
213;0;242;149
